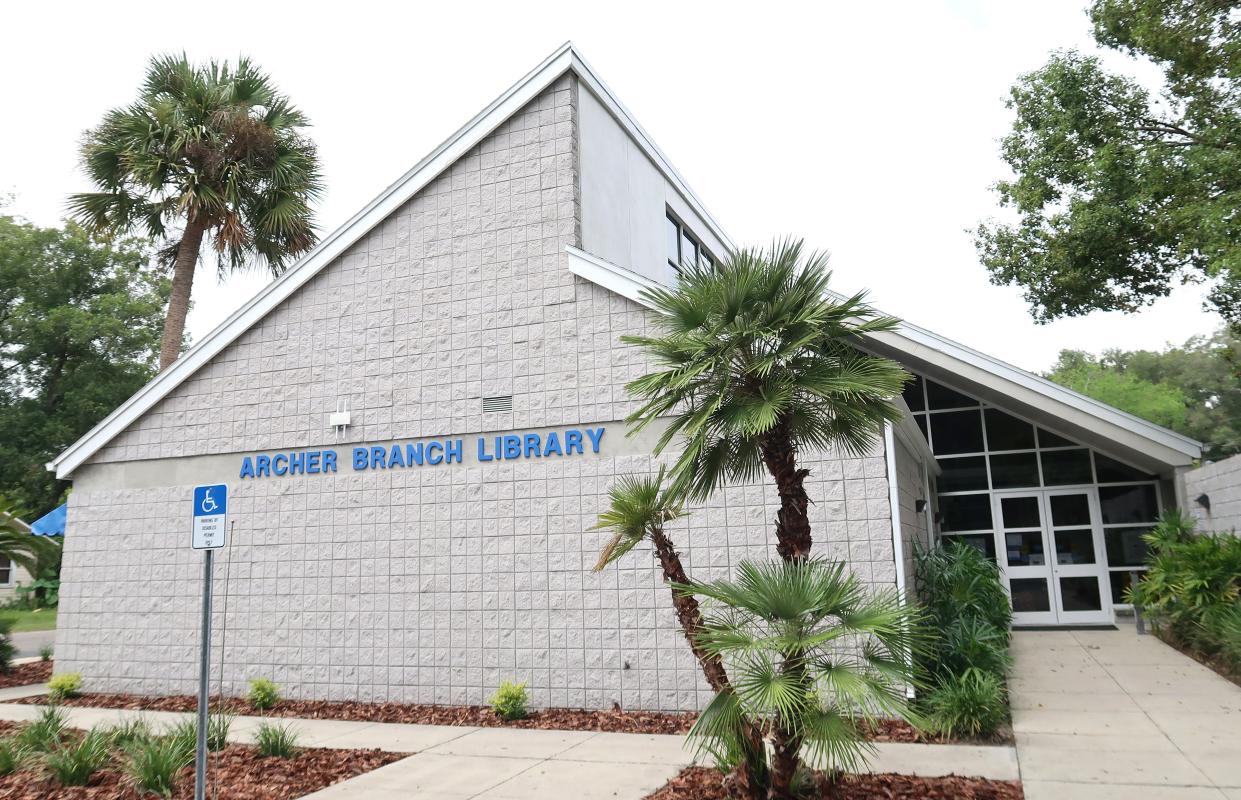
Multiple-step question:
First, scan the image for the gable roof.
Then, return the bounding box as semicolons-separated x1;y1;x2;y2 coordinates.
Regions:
52;44;1201;479
50;42;734;480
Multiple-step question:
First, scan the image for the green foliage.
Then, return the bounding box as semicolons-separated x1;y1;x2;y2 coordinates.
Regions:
914;540;1012;636
682;559;924;780
924;669;1009;739
18;706;67;752
0;617;14;673
489;680;529;721
0;738;28;775
70;55;323;276
1202;603;1241;667
975;1;1241;327
938;617;1013;679
247;678;280;711
1046;331;1241;459
104;718;152;749
167;713;231;755
622;239;907;504
47;672;82;702
1130;516;1241;657
0;215;166;517
590;468;685;571
0;498;63;599
45;728;111;786
39;645;53;663
253;722;300;758
125;735;192;797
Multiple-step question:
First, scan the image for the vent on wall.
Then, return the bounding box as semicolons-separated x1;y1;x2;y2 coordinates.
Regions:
482;395;513;413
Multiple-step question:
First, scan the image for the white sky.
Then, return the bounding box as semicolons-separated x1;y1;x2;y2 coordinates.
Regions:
2;0;1220;373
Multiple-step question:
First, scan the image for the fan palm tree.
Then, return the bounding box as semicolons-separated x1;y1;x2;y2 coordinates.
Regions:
682;558;924;798
69;55;323;370
624;239;908;561
0;497;60;580
592;471;769;799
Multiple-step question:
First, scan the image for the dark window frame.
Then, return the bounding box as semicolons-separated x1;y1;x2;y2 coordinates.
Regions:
666;210;716;273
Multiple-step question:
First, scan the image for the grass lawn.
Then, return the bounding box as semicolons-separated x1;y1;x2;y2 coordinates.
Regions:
0;607;57;632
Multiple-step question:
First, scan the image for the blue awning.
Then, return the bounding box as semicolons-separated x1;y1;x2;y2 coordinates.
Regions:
30;504;66;536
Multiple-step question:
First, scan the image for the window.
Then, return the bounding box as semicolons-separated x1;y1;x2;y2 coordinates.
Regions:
666;211;715;273
0;557;10;586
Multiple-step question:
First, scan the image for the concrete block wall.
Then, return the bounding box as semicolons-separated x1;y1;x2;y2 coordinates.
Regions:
1179;453;1241;534
890;430;931;602
55;76;901;712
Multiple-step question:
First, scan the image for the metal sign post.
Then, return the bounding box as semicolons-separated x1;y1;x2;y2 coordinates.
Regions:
191;484;227;800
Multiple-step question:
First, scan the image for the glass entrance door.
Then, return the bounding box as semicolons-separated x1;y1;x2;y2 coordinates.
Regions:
994;489;1113;626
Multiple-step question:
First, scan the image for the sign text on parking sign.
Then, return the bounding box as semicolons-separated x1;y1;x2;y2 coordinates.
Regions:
191;484;228;550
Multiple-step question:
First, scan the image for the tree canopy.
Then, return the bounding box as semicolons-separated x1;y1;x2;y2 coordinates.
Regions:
976;1;1241;328
1045;328;1240;459
0;215;167;516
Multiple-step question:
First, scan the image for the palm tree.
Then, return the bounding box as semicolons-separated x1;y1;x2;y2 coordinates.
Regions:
592;472;769;799
624;239;908;562
0;497;61;585
682;559;923;798
69;55;322;370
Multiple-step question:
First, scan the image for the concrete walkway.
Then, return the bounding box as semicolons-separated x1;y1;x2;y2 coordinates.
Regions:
0;687;1017;799
1011;627;1241;800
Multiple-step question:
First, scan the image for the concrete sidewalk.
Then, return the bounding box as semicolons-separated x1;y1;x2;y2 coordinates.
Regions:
0;687;1018;799
1011;627;1241;800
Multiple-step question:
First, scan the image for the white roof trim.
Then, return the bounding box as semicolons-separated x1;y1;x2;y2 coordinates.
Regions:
566;249;1201;467
53;42;739;480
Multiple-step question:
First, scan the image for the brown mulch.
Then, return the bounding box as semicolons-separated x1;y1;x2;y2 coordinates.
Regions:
0;661;52;689
645;766;1024;800
14;693;698;734
0;737;401;799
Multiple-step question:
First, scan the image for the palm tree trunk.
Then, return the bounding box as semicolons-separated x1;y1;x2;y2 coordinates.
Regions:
159;218;206;371
649;527;767;800
760;419;813;562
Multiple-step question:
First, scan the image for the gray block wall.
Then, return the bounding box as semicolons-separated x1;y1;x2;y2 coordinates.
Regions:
55;76;901;712
1178;453;1241;534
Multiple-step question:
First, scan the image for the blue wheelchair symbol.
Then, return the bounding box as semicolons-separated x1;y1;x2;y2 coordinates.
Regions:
193;484;227;517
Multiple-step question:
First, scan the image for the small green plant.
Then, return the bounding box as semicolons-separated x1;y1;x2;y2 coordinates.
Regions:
167;713;232;756
39;645;53;663
489;680;529;721
925;668;1009;739
17;706;67;752
247;678;280;711
47;671;82;702
105;718;152;749
45;728;111;786
253;721;300;758
0;618;15;673
0;738;28;775
125;736;193;797
939;616;1013;678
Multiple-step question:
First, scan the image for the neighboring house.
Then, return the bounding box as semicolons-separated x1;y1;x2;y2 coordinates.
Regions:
0;512;35;604
46;44;1200;709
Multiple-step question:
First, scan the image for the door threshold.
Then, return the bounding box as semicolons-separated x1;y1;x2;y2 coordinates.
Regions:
1012;624;1118;631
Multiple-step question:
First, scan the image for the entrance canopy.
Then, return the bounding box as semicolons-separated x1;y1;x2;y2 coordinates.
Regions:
30;503;66;536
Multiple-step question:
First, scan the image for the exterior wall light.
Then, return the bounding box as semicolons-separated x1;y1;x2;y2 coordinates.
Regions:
1195;493;1211;512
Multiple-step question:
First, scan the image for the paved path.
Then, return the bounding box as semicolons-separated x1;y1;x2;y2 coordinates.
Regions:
10;629;54;659
0;687;1017;799
1011;627;1241;800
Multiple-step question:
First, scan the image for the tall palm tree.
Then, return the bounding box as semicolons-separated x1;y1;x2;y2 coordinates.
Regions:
592;471;768;799
69;55;322;370
624;239;908;561
0;497;60;581
683;559;923;798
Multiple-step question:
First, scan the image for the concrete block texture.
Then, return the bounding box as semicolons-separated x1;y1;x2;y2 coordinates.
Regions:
1179;453;1241;534
55;78;900;712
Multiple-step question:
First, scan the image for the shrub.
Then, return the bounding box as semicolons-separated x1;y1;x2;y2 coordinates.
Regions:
125;736;192;797
167;713;232;756
939;616;1013;678
46;728;111;786
914;540;1012;633
254;722;300;758
39;645;53;663
105;718;152;749
1203;603;1241;668
247;678;280;711
925;668;1008;739
0;738;28;775
0;618;15;673
47;672;82;702
18;706;67;752
489;680;529;721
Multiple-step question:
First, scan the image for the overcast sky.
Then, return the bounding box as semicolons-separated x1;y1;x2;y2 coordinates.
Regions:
2;0;1220;373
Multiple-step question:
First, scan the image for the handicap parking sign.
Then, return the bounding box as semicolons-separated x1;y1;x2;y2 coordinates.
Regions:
191;484;228;550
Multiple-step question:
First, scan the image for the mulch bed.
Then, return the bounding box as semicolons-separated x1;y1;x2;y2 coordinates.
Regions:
0;661;52;689
646;766;1024;800
0;720;401;799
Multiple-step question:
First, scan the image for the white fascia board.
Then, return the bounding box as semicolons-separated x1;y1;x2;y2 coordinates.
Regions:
50;43;580;480
565;251;1200;468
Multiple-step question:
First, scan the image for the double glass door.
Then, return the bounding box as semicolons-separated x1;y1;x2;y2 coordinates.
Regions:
994;489;1113;625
